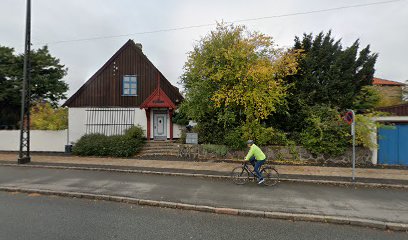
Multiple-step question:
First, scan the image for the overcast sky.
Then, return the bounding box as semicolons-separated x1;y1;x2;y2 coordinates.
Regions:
1;0;407;98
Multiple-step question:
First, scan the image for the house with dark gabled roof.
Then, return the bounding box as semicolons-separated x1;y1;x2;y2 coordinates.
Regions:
63;40;184;143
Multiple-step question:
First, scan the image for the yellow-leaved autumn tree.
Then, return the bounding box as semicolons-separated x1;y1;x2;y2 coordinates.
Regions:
30;101;68;130
180;23;301;146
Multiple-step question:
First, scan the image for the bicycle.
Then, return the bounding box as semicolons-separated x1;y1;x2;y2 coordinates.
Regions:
231;161;279;186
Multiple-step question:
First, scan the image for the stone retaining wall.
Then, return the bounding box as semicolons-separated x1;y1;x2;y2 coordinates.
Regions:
178;144;373;166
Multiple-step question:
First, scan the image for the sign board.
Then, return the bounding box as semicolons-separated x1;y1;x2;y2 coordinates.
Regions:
342;111;354;125
186;133;198;144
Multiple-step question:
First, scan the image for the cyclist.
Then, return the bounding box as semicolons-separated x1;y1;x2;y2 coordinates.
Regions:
244;140;267;184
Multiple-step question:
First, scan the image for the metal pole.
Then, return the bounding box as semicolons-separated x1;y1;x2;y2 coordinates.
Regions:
18;0;31;164
351;110;356;182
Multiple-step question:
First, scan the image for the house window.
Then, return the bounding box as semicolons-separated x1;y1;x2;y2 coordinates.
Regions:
122;75;137;96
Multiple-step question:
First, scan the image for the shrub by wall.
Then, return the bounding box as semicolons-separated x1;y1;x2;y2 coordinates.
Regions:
224;128;246;150
300;105;349;156
73;126;145;157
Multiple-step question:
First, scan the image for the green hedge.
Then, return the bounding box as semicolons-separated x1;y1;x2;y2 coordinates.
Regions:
73;126;145;157
299;105;349;156
224;128;246;150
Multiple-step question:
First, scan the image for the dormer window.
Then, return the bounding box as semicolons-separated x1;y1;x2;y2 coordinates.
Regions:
122;75;137;96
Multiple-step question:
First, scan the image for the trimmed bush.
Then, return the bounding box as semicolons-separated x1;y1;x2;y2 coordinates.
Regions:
72;134;108;156
241;121;288;146
73;126;145;157
224;128;246;150
124;125;145;139
300;105;349;156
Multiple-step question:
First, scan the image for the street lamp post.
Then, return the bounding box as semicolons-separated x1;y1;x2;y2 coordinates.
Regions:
18;0;31;164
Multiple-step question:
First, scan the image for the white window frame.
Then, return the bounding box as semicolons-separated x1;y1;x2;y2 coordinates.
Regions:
122;75;137;96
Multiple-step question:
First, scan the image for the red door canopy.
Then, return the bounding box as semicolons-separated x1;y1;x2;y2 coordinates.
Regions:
140;88;176;109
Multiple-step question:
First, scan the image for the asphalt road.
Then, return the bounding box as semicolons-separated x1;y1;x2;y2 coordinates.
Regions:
0;192;406;240
0;166;408;223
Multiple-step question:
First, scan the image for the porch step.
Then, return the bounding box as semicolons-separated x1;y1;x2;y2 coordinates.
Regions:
138;153;179;157
137;141;180;157
138;152;179;157
139;149;179;154
145;141;176;145
143;145;179;150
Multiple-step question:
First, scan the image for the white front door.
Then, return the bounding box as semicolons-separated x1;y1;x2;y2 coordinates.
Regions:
153;113;167;140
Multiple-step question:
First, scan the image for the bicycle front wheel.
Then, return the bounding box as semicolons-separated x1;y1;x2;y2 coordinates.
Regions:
260;167;279;186
231;167;250;185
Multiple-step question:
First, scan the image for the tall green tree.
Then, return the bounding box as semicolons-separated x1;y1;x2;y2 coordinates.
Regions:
0;45;68;128
0;46;20;128
273;31;378;132
353;85;381;111
291;31;377;108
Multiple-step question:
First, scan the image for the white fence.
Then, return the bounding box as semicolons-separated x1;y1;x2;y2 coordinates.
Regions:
0;130;68;152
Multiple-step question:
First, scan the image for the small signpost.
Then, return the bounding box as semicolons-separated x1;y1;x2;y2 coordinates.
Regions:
186;133;198;144
343;110;356;182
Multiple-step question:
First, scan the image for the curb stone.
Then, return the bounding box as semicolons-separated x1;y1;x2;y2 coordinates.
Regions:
0;186;407;232
139;199;159;207
176;203;197;210
120;197;139;204
156;201;178;209
238;209;265;217
193;205;216;213
324;216;350;225
292;214;327;222
215;208;239;215
349;218;387;230
386;223;408;231
0;163;407;189
265;212;295;221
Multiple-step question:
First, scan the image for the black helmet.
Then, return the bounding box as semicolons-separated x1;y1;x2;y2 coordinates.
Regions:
247;140;254;145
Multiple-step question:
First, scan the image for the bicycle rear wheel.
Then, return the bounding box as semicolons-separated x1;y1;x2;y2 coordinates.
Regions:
231;167;250;185
260;167;279;186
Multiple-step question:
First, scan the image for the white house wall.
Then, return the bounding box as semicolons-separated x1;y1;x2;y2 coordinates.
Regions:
370;129;378;165
68;107;148;143
68;108;87;144
0;130;67;152
134;108;147;130
150;108;154;138
173;124;182;138
68;107;181;143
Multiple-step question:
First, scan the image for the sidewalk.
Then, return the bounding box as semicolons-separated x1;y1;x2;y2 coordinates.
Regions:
0;152;407;185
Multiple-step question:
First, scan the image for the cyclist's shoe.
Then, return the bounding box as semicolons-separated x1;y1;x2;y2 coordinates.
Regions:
258;179;265;185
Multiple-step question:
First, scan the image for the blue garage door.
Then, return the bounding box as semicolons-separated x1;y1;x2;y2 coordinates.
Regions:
378;124;408;166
